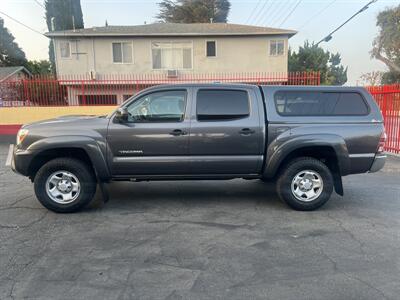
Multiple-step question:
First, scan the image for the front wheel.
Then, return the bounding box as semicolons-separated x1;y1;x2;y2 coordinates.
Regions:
276;157;334;211
34;158;97;213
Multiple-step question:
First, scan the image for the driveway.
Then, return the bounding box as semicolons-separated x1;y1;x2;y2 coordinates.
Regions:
0;142;399;300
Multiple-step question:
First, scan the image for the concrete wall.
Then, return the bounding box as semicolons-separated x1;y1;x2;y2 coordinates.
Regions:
0;106;116;125
53;35;289;76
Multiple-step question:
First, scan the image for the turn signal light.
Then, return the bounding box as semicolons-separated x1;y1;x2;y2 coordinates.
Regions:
16;129;29;145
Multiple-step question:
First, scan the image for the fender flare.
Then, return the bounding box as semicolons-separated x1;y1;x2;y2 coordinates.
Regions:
263;134;350;178
27;136;110;180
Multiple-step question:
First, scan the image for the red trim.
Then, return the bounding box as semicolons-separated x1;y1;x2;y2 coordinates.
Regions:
0;124;22;135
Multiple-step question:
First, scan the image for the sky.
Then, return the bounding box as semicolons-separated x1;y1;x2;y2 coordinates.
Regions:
1;0;399;85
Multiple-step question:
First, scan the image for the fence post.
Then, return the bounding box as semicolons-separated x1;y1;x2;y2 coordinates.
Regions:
81;80;86;106
23;79;29;107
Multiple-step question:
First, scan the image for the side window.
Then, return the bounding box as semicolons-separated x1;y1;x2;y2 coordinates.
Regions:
206;41;216;57
151;41;192;69
126;90;186;123
332;93;369;115
112;42;133;63
60;41;71;58
269;40;284;56
274;91;369;116
197;89;249;121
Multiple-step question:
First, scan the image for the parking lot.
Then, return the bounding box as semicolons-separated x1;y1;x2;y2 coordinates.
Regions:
0;142;399;300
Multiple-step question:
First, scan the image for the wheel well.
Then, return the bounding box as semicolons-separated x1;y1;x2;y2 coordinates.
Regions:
277;146;343;195
28;148;95;181
278;146;340;175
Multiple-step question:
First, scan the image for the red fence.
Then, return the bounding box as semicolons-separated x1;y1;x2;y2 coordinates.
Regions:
367;84;400;154
1;72;399;154
0;71;320;107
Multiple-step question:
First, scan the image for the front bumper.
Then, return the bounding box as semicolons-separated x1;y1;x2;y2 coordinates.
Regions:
369;154;386;173
6;144;34;176
5;144;14;168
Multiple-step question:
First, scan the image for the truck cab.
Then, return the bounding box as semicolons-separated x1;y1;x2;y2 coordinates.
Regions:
108;84;265;177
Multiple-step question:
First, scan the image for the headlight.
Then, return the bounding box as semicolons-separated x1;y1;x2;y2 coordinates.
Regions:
16;128;29;145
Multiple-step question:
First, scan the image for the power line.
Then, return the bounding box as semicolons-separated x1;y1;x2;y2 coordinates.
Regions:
250;0;268;25
245;0;263;24
33;0;45;9
0;10;45;36
258;0;286;26
298;0;337;30
316;0;378;46
257;0;280;27
278;0;303;28
250;0;270;25
268;1;294;27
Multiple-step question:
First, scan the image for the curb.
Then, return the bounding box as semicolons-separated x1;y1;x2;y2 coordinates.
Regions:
0;125;21;135
0;135;16;144
386;152;400;158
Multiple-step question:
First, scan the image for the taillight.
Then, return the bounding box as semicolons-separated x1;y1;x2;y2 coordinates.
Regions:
377;131;386;153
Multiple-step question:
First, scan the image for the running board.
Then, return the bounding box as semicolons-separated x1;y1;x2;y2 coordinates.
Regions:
111;174;261;182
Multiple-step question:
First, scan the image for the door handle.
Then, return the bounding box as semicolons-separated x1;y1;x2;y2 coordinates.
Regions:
239;128;255;135
169;129;187;136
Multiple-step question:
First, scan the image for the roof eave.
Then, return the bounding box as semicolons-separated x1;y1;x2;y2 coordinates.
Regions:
0;67;32;82
45;31;297;38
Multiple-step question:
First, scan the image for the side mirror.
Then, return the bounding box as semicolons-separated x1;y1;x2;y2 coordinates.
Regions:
115;107;129;123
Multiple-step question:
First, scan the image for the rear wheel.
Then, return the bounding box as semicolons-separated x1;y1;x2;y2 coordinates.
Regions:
34;158;96;213
276;157;333;211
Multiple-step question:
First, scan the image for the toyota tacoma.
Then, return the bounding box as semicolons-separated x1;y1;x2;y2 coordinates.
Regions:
8;84;386;212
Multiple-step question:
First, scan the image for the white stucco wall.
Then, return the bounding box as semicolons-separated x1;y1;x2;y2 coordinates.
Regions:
53;35;289;77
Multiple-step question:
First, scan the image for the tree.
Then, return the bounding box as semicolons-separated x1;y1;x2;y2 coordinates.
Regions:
0;18;27;67
371;4;400;84
157;0;231;23
360;71;384;86
26;60;52;75
289;41;348;85
45;0;84;72
381;71;400;84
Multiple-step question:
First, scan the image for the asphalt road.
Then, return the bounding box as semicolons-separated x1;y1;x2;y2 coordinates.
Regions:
0;143;399;300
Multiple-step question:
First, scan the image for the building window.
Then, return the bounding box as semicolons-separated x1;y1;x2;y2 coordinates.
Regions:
112;42;133;63
123;95;133;101
60;41;71;58
270;40;284;56
152;41;192;70
78;95;117;105
206;41;216;57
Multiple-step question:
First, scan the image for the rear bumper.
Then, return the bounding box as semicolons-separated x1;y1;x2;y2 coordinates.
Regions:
369;154;386;173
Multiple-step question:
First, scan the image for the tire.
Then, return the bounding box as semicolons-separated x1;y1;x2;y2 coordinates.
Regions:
34;158;97;213
276;157;333;211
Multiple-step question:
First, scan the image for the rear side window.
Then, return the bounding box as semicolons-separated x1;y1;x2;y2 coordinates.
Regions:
197;89;249;121
274;91;369;116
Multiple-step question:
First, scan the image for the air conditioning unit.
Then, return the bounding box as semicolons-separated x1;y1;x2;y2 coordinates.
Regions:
89;70;97;80
167;70;178;78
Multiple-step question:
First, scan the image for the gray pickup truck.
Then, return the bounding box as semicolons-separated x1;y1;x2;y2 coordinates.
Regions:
9;84;386;213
